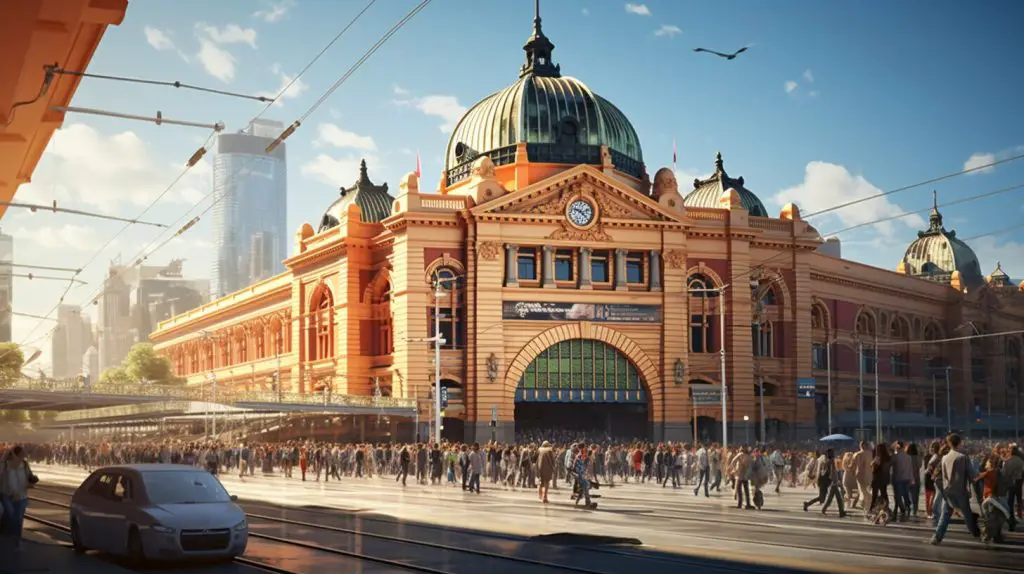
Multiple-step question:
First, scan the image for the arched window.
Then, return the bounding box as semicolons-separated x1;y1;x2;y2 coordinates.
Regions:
235;329;248;364
220;340;231;367
923;322;940;341
269;316;284;356
753;321;774;357
309;285;335;361
811;304;827;330
760;287;777;306
189;347;199;374
373;281;393;356
204;342;214;371
430;266;464;351
890;317;909;340
688;273;719;354
254;325;266;360
856;311;876;337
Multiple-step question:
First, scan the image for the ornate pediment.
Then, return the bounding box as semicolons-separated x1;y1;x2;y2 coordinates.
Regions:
473;167;680;225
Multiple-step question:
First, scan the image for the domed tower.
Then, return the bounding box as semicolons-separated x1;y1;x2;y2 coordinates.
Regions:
682;152;768;216
897;191;983;289
318;159;393;232
442;1;646;193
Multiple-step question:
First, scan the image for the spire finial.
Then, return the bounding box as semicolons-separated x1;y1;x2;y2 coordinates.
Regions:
519;0;559;78
927;189;943;232
714;151;724;174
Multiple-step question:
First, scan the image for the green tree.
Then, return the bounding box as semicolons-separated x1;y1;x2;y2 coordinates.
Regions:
0;410;28;423
99;366;133;385
123;343;176;384
0;342;25;388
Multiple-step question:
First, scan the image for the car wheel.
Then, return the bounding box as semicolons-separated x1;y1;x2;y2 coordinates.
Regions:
70;519;86;554
126;527;146;566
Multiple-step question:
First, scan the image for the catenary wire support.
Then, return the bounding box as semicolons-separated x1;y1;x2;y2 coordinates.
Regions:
6;263;81;273
0;273;87;285
0;200;167;228
52;68;275;103
50;106;225;132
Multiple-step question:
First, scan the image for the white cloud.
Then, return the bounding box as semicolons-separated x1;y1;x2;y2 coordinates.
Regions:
582;8;590;16
144;26;175;51
625;3;651;16
803;69;814;83
15;123;211;213
675;169;712;189
773;161;925;237
301;154;382;188
194;23;258;82
784;80;798;93
655;25;681;37
394;90;467;133
253;1;292;23
313;123;377;151
963;152;997;175
256;64;308;106
971;235;1024;280
197;38;235;82
808;90;818;98
196;23;257;48
8;224;102;252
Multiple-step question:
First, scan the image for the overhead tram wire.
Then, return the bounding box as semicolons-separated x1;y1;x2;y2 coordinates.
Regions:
803;151;1024;220
247;0;379;129
56;0;426;329
821;180;1024;237
52;69;275;103
266;0;433;152
0;200;168;228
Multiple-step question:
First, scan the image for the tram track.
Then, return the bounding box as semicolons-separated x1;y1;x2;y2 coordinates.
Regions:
30;488;727;574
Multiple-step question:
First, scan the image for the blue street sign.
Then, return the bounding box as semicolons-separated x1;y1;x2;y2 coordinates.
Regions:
797;378;816;399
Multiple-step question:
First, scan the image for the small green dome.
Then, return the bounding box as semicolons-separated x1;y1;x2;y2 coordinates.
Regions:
444;6;644;185
900;193;983;287
683;152;768;217
318;159;393;231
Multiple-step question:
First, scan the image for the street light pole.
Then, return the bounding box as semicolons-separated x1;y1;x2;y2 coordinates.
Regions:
718;287;728;451
858;341;864;435
945;366;952;434
874;333;881;443
826;338;833;436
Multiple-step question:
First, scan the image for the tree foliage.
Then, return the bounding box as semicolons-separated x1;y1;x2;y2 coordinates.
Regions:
99;366;133;385
0;342;25;388
123;343;178;384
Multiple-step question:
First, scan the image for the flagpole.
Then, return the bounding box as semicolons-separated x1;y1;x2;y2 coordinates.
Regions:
672;138;677;173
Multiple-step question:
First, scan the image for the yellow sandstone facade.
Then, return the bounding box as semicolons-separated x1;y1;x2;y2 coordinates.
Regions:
150;11;1024;443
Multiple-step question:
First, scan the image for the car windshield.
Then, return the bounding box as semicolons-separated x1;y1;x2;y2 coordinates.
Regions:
141;470;232;505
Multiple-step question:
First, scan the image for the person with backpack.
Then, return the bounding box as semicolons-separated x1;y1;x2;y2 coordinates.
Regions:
803;448;846;517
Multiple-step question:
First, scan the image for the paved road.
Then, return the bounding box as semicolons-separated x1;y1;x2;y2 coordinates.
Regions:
32;464;1024;573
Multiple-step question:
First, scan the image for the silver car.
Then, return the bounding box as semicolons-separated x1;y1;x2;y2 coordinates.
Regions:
69;464;248;563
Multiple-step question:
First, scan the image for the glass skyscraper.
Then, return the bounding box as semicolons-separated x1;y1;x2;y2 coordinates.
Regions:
211;120;288;298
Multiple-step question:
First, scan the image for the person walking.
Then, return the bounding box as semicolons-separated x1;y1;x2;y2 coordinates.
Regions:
537;441;555;503
930;434;980;545
0;445;39;550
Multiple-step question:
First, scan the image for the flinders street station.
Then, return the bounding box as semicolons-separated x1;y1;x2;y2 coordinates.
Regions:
151;11;1024;444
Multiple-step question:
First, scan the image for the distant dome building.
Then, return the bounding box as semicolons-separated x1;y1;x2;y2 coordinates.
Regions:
318;159;393;232
443;7;645;190
897;191;983;289
683;152;768;216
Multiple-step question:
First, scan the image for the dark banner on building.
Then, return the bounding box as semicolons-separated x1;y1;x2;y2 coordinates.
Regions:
691;384;723;406
502;301;661;323
797;378;816;399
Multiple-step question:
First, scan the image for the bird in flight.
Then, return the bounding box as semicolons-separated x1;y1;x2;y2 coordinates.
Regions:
692;46;749;60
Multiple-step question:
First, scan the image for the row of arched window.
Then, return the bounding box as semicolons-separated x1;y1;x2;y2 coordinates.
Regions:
169;318;291;376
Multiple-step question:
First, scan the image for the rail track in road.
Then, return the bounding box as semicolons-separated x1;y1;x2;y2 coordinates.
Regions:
32;488;736;574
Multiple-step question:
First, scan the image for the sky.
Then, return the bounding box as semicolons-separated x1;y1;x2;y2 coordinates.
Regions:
8;0;1024;372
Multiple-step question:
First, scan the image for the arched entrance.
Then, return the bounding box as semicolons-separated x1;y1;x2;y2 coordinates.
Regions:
513;338;650;440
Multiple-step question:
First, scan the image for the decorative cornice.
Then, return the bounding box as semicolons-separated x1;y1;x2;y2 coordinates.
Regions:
477;241;502;260
664;249;685;269
810;272;946;304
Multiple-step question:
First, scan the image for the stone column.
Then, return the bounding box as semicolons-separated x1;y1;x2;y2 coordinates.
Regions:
504;244;518;287
542;245;556;288
614;248;628;290
649;250;662;291
579;248;592;289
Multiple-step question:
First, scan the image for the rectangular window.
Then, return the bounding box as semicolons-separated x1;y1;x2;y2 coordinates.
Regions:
862;348;877;374
554;249;574;282
591;250;611;284
517;247;538;281
812;344;829;370
429;307;462;350
971;358;985;382
862;395;875;410
691;314;714;354
891;352;909;377
894;397;908;412
625;251;645;284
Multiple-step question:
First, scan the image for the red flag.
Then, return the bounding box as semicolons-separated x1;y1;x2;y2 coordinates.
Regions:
415;150;422;177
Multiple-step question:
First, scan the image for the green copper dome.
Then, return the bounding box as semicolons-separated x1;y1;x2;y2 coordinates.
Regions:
900;192;983;288
683;152;769;216
444;4;644;185
319;159;393;231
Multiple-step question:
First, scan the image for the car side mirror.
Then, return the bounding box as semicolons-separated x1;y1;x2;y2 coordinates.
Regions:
230;495;238;502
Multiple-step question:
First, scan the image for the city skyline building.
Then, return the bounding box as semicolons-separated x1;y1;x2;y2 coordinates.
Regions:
97;259;209;373
210;119;288;298
0;228;12;342
51;304;89;379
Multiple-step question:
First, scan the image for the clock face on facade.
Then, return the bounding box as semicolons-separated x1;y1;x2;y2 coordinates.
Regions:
567;198;595;228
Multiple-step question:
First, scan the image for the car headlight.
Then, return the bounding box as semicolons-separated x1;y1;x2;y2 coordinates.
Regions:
151;524;175;534
232;520;247;532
